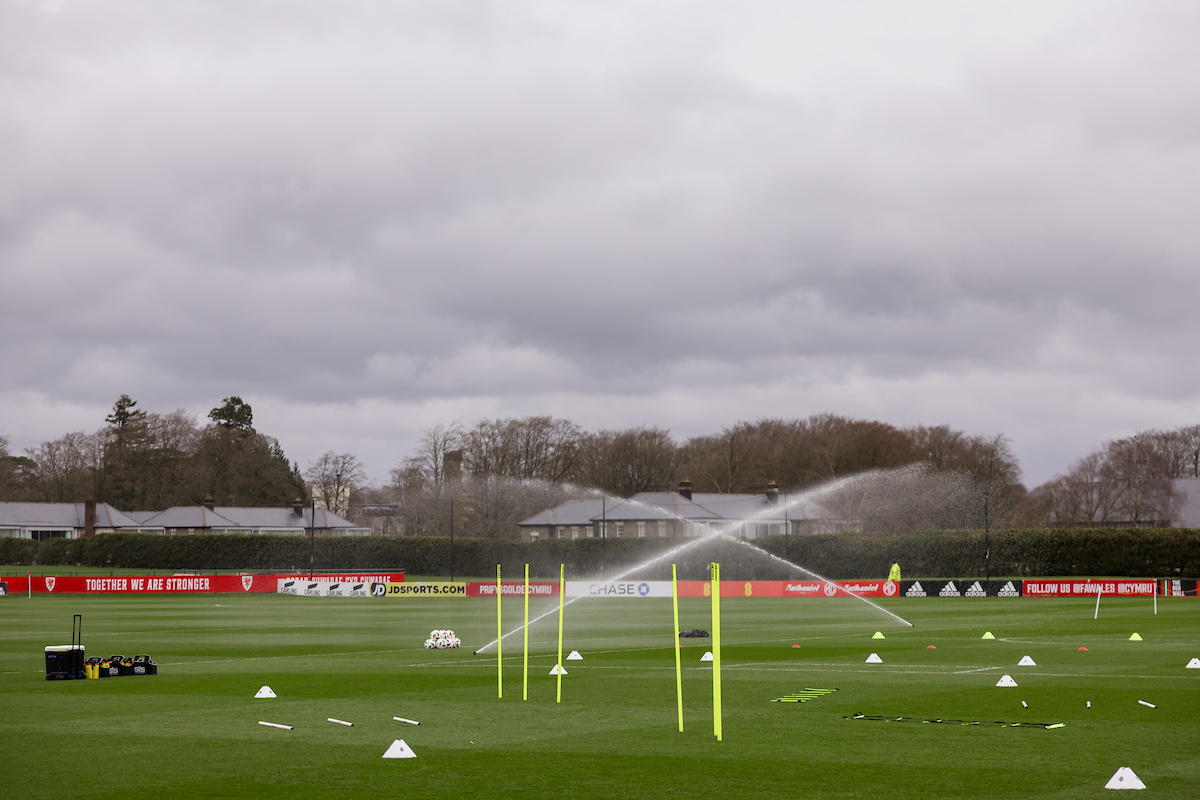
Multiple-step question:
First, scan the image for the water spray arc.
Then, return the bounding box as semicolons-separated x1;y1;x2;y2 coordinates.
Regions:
474;474;913;654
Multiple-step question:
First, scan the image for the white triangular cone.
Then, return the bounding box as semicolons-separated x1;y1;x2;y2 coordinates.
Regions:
255;686;276;698
1186;657;1200;669
865;653;883;663
1104;767;1145;789
996;674;1017;687
566;650;583;660
700;651;714;661
1018;655;1036;666
383;739;417;759
549;664;567;675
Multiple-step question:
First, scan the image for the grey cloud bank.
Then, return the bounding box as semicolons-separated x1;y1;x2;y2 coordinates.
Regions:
3;1;1199;487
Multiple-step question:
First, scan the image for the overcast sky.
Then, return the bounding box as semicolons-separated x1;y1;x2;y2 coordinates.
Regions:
3;1;1199;488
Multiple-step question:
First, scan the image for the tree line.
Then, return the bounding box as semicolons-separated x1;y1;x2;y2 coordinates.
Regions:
365;415;1025;538
1026;425;1200;527
6;397;1196;537
0;395;306;510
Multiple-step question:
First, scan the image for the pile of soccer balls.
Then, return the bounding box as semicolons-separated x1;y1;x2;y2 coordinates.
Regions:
424;629;461;649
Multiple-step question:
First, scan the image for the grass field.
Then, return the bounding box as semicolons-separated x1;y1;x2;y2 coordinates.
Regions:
2;589;1198;798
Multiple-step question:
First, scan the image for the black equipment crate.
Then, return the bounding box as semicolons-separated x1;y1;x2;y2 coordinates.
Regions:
131;655;157;676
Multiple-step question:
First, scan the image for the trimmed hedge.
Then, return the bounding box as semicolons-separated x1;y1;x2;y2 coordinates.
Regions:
5;527;1199;580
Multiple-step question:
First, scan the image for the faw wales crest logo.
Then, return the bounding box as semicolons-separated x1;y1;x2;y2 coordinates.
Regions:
241;575;254;592
45;577;55;592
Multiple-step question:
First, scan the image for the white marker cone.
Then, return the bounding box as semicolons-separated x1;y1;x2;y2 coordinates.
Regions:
254;686;277;698
700;651;714;662
995;674;1017;687
566;650;583;661
549;664;567;675
1187;658;1200;669
865;653;883;664
1018;655;1036;666
1104;766;1145;789
383;739;417;759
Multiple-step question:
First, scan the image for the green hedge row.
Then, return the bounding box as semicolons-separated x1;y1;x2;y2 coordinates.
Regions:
4;527;1199;579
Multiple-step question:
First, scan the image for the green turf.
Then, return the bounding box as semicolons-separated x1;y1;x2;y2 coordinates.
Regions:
2;592;1198;798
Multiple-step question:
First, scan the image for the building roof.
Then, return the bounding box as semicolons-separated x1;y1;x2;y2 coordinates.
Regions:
135;505;356;529
0;502;144;529
518;499;608;528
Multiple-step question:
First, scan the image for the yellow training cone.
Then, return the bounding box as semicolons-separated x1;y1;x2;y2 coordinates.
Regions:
982;632;996;640
1129;633;1143;641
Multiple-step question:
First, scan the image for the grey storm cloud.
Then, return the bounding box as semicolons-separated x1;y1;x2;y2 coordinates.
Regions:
3;0;1200;484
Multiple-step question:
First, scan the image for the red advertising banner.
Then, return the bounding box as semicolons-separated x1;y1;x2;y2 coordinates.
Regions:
1023;579;1155;597
671;580;899;598
2;573;404;594
465;581;559;598
781;580;898;598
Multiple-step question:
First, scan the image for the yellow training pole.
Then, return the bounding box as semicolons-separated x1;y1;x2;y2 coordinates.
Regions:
496;564;503;699
711;561;722;741
523;563;530;701
557;563;565;703
672;563;683;732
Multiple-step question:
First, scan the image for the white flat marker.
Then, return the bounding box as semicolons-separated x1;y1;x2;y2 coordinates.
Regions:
1021;701;1028;708
258;721;292;730
1137;700;1156;708
328;718;353;726
393;716;421;726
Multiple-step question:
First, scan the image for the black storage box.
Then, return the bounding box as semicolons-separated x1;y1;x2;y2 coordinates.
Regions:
131;654;157;676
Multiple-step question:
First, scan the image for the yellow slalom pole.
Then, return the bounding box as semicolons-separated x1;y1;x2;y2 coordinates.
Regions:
496;564;503;699
672;563;683;732
523;563;530;701
711;561;722;742
557;563;565;703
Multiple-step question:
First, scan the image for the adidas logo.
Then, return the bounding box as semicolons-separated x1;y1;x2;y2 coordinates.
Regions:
939;581;961;597
965;581;986;597
997;581;1020;597
905;581;927;597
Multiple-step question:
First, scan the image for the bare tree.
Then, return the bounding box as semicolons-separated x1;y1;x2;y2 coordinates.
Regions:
305;451;367;517
580;427;676;497
23;431;102;502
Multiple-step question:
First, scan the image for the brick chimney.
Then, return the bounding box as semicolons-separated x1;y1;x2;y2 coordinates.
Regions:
84;500;96;538
293;498;304;516
203;494;215;511
678;479;693;501
766;480;779;504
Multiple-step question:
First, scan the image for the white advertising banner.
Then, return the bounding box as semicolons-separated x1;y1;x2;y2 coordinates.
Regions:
565;580;675;598
277;579;371;597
